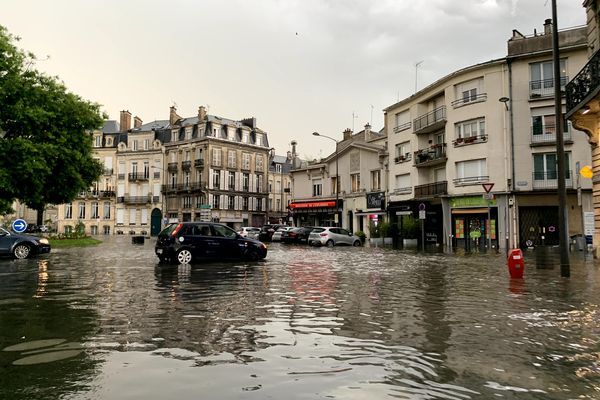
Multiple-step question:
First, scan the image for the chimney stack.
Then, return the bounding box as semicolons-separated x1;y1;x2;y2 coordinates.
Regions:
169;106;181;125
291;140;297;157
343;128;353;141
133;116;142;129
544;19;552;35
198;106;207;121
364;123;372;140
120;110;132;132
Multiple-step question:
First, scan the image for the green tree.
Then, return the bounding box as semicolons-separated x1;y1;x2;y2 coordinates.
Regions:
0;25;105;221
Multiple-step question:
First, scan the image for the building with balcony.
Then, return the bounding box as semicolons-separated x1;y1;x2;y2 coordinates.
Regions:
566;0;600;256
162;106;270;229
289;125;387;235
385;20;591;251
267;146;297;225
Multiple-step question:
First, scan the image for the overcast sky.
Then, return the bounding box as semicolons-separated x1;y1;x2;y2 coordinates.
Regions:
3;0;586;159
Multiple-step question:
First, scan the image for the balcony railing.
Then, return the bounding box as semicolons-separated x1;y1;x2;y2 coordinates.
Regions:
194;159;205;168
167;162;178;172
532;170;573;190
530;124;572;145
117;195;152;204
413;106;446;135
103;168;113;176
128;172;149;181
394;153;412;164
181;160;192;171
99;190;115;198
393;121;411;133
414;181;447;198
529;76;568;99
453;175;489;186
452;134;488;147
414;143;447;167
450;93;487;108
161;183;206;194
566;49;600;116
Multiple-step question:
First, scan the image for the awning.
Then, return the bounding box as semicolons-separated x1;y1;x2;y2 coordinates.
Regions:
451;208;489;214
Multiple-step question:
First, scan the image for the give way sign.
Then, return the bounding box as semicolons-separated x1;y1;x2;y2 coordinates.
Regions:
482;183;494;193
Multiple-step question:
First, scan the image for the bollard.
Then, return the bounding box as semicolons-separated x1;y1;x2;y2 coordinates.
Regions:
507;248;524;279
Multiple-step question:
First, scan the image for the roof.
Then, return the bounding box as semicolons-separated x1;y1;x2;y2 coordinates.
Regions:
102;120;120;134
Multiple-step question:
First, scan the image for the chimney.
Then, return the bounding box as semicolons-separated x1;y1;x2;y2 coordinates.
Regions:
544;19;552;35
364;123;372;140
198;106;207;121
286;150;292;161
133;116;142;129
291;140;297;157
343;128;353;141
119;110;132;132
169;106;181;125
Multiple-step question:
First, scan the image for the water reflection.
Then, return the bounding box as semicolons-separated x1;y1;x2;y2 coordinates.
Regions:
0;238;598;399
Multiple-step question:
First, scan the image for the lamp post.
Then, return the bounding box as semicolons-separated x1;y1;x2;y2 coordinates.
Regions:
313;132;339;227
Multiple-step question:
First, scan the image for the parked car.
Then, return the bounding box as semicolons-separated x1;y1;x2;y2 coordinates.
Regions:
281;226;316;244
237;227;260;240
155;222;267;264
0;227;51;259
308;227;362;247
258;224;282;242
271;226;293;242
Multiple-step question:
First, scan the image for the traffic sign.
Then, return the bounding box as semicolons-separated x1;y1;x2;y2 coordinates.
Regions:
482;183;494;193
419;210;426;220
12;219;27;233
419;203;426;211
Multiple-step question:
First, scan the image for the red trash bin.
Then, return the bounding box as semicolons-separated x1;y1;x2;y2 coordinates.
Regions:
507;248;524;279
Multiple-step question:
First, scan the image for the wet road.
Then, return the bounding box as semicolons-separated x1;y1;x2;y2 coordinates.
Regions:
1;237;599;399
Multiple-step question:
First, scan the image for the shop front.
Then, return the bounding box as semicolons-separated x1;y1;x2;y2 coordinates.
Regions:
289;199;341;227
449;196;498;251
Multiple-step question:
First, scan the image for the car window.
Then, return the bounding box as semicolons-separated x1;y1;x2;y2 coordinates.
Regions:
312;228;325;233
193;224;212;236
213;224;238;238
340;228;350;235
158;223;179;236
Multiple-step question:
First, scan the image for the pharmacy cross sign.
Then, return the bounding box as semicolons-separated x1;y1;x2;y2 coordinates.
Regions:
482;183;494;193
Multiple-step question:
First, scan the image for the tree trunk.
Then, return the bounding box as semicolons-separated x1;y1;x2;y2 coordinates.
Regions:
36;207;44;226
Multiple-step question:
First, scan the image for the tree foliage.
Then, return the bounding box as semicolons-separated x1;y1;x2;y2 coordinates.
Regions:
0;25;106;215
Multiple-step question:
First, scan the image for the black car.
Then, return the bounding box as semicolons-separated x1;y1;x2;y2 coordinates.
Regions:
281;226;315;244
0;227;51;259
155;222;267;264
258;224;282;242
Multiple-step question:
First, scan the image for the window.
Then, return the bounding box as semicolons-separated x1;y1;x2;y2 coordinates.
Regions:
143;162;149;178
129;209;136;225
453;77;484;107
242;197;249;211
395;141;411;162
257;198;263;211
183;196;193;208
256;174;263;192
213;194;221;209
256;155;264;171
91;202;99;219
228;195;235;210
394;110;411;132
242;153;251;170
243;173;250;191
351;173;360;193
141;209;148;225
530;59;566;97
276;198;281;212
228;150;236;168
456;118;485;139
65;203;72;219
78;202;86;219
212;148;222;167
103;202;111;219
94;136;102;147
275;163;282;173
213;170;221;189
394;174;411;193
132;140;138;151
144;139;150;150
228;171;235;190
313;180;322;196
455;159;487;185
371;170;381;191
533;152;571;180
532;114;569;137
331;176;339;194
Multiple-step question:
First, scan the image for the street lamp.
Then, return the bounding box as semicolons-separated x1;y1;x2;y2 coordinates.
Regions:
312;132;339;227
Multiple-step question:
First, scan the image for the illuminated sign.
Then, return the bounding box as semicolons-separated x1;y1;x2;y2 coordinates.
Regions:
289;201;336;209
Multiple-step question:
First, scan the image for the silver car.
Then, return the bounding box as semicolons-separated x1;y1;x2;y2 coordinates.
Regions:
237;227;260;240
308;227;362;247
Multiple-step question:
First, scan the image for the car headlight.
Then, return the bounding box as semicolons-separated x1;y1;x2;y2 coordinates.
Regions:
38;238;49;245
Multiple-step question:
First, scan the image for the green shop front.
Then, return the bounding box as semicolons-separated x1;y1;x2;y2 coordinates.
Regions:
448;196;499;251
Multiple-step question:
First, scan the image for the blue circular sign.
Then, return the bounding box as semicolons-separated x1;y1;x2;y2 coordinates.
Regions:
12;219;27;233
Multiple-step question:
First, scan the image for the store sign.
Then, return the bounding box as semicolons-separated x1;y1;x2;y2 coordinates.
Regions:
289;201;336;209
449;196;497;208
366;191;385;209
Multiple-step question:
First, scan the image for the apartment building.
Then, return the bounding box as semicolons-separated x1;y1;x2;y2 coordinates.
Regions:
289;125;388;234
385;20;591;251
162;106;271;229
267;149;296;225
566;0;600;256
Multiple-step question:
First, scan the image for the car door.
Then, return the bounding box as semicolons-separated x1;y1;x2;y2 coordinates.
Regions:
0;228;15;255
336;228;352;245
211;224;244;259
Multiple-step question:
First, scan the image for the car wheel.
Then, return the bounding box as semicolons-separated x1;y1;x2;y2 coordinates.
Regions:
353;240;361;247
246;250;260;261
176;249;193;264
326;240;335;247
158;255;169;264
13;243;31;259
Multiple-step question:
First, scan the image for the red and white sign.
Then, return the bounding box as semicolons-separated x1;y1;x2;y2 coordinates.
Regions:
482;183;494;193
289;201;336;209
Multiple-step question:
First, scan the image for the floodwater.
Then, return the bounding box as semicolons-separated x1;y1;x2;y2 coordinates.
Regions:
1;237;599;400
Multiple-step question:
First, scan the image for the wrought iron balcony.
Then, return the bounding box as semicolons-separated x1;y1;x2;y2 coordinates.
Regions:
117;195;152;204
194;159;205;168
453;175;489;186
181;160;192;171
99;190;115;198
167;162;178;172
414;181;447;198
103;168;113;176
393;121;411;133
413;106;446;135
128;172;149;181
414;143;447;167
450;93;487;108
452;134;488;147
566;49;600;116
530;76;567;99
532;170;573;190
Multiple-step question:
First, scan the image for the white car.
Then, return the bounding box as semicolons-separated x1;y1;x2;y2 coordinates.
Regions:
237;227;260;240
308;227;362;247
271;226;293;242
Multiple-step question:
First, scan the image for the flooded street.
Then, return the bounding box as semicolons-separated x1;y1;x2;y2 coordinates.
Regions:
1;237;599;399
